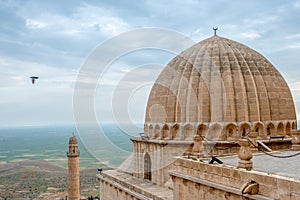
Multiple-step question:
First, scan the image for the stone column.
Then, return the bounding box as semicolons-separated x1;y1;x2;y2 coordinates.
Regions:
292;130;300;150
192;135;203;157
238;138;253;169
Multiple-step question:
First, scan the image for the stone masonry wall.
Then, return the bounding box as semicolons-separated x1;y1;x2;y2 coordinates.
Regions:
170;157;300;200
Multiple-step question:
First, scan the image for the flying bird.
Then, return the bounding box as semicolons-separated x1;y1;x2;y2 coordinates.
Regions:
30;76;39;84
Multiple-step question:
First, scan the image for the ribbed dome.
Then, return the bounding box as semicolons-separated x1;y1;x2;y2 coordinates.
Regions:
144;35;296;141
69;134;78;144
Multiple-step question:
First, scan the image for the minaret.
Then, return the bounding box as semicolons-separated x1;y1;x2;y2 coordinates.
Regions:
67;134;80;200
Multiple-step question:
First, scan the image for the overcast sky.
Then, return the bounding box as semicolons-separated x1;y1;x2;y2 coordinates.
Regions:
1;0;300;127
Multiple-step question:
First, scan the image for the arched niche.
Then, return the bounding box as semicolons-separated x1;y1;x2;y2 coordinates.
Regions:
277;122;284;135
207;123;222;140
144;153;151;181
197;124;208;137
149;124;154;139
286;122;291;136
162;124;170;139
254;122;264;139
184;124;194;139
144;124;149;137
292;122;297;130
172;124;180;139
266;123;275;136
154;125;161;139
226;124;237;140
240;123;251;137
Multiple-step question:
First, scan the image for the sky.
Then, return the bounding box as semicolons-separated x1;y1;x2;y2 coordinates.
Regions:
1;0;300;127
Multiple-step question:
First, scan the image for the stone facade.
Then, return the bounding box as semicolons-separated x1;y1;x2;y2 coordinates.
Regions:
144;36;296;142
130;138;193;186
170;157;300;200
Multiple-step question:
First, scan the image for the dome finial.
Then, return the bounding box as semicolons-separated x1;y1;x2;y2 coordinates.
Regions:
213;27;218;35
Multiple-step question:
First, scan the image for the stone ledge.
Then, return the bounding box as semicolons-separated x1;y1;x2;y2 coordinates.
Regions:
169;170;274;200
99;170;173;200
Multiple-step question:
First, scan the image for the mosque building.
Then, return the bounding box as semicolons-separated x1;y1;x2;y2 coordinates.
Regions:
97;31;300;199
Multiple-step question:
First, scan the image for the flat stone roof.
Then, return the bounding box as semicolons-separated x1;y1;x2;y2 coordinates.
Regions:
220;150;300;181
99;170;173;200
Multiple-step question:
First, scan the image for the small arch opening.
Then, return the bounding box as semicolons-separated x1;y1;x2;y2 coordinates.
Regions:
240;123;250;137
197;124;208;137
292;122;297;130
149;124;154;138
254;123;264;138
172;124;180;139
286;122;291;136
267;123;275;136
277;123;284;135
184;124;194;139
144;153;151;181
162;124;170;139
226;124;237;140
154;125;160;139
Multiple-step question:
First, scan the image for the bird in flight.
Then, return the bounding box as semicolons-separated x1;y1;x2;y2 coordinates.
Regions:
30;76;39;84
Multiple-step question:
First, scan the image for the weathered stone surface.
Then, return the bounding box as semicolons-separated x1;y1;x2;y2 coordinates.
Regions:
144;35;296;142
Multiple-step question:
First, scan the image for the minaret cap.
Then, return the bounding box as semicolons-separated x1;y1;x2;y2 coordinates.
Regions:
69;133;78;144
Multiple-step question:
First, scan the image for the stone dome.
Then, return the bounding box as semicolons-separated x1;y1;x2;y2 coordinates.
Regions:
144;35;296;141
69;134;78;144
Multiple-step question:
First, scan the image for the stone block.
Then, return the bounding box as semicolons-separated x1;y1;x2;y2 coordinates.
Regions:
291;181;300;194
291;193;300;200
263;175;277;187
231;170;241;180
277;178;291;195
222;167;231;178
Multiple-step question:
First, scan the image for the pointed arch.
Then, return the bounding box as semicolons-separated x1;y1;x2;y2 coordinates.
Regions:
184;124;194;139
149;124;154;139
240;123;251;137
266;123;275;136
254;122;264;138
162;124;170;139
144;124;149;137
172;124;180;139
226;123;237;140
286;122;291;136
144;153;151;181
292;121;297;130
207;123;222;140
197;124;208;137
154;125;161;139
277;122;284;135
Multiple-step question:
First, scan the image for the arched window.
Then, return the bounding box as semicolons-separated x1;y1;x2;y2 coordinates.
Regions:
254;123;264;138
286;122;291;136
162;124;170;139
226;124;237;140
154;125;160;139
144;153;151;181
149;124;154;138
292;122;296;130
184;124;194;139
197;124;208;137
277;123;284;135
172;124;180;139
240;123;250;137
267;123;275;136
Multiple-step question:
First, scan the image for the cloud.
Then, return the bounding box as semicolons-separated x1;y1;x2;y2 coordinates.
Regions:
294;0;300;8
237;31;262;40
0;56;76;89
25;18;47;29
1;0;300;125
